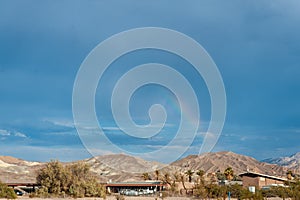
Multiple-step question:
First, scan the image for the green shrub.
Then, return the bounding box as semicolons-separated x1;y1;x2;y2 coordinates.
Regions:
35;160;106;198
115;194;125;200
0;181;17;199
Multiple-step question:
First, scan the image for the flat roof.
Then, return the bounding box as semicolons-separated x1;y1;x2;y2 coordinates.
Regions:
106;181;165;187
239;171;287;182
6;183;39;187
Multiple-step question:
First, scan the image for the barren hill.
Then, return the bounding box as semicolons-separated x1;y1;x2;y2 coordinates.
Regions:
170;151;286;176
85;154;166;182
0;156;42;183
0;151;290;183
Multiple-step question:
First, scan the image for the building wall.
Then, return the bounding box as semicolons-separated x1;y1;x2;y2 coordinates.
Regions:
242;176;259;188
258;177;284;187
243;176;285;188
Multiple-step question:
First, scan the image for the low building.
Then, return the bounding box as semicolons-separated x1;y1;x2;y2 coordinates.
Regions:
219;180;243;186
239;171;287;189
105;181;166;195
6;182;40;194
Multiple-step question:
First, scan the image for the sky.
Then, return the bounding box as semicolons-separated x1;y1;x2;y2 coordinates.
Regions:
0;1;299;163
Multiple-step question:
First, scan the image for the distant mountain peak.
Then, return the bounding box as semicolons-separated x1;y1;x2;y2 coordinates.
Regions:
171;151;285;176
262;152;300;173
86;153;166;174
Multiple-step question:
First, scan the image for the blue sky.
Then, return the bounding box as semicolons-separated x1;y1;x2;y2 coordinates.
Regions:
0;1;299;162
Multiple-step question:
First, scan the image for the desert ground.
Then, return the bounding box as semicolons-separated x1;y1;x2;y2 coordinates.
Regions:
14;197;193;200
8;197;287;200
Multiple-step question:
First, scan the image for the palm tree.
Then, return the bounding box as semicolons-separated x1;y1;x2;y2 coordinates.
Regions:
196;169;205;184
224;167;234;181
142;172;150;180
173;172;180;182
180;173;187;194
163;172;171;186
171;172;180;192
216;170;226;181
155;170;160;180
196;169;205;178
185;170;194;183
287;170;293;180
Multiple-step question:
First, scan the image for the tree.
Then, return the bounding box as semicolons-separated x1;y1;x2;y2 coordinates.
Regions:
163;172;171;186
224;167;234;181
287;170;293;180
173;172;181;182
216;170;226;181
287;180;300;200
196;169;205;177
185;170;194;182
36;160;106;198
180;173;187;194
36;160;67;195
0;181;17;199
196;169;205;184
142;172;151;180
155;170;160;180
168;172;180;194
194;183;208;199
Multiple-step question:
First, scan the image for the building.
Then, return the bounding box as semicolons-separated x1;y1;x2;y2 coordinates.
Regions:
6;182;40;194
219;180;243;186
239;171;287;189
105;181;166;195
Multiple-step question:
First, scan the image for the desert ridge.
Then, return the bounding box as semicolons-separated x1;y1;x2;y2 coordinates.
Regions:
0;151;297;183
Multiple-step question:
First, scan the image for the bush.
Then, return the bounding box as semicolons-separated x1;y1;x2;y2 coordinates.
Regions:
35;160;106;198
0;181;17;199
115;194;125;200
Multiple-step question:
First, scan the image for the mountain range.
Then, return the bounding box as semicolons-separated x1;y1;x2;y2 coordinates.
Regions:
0;151;299;184
262;152;300;173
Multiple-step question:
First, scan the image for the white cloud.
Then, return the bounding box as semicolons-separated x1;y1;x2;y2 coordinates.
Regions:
0;129;11;136
0;129;27;138
14;132;27;138
43;118;75;128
